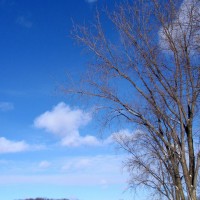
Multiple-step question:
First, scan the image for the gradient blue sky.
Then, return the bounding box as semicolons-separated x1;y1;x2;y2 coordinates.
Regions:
0;0;139;200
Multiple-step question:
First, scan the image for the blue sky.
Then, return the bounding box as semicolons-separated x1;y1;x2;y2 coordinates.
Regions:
0;0;137;200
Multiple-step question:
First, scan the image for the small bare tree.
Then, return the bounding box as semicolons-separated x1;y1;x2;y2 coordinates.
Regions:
67;0;200;199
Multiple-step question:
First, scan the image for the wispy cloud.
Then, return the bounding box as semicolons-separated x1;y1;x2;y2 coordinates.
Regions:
85;0;98;3
58;154;128;187
0;137;45;154
69;198;79;200
0;102;14;111
0;173;125;185
61;134;100;147
0;155;127;186
16;16;32;28
38;161;51;169
103;129;134;145
34;102;100;147
61;155;123;174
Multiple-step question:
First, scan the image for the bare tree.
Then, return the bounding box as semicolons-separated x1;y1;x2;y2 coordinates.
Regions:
67;0;200;199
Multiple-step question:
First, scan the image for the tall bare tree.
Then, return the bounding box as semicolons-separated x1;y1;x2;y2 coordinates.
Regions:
68;0;200;199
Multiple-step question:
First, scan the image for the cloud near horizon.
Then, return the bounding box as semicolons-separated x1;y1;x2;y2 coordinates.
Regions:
0;155;126;186
34;102;101;147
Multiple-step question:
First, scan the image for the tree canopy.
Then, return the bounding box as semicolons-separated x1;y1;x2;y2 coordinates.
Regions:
68;0;200;199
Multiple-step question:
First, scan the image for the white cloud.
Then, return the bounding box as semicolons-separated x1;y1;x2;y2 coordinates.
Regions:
0;137;29;153
0;102;14;111
159;0;200;51
34;102;101;147
34;103;138;148
0;137;45;154
61;135;100;147
34;102;91;136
